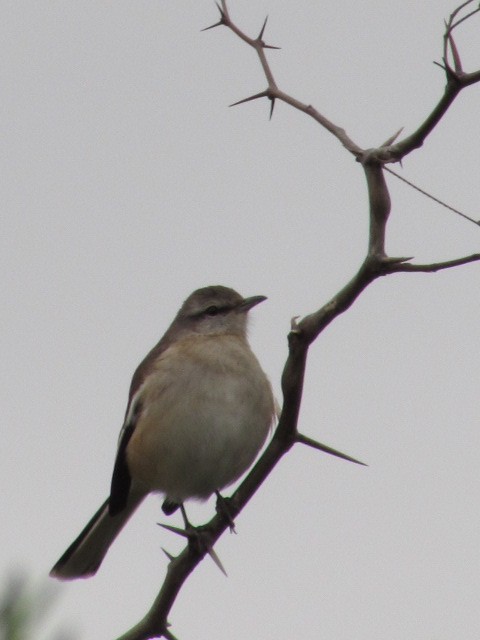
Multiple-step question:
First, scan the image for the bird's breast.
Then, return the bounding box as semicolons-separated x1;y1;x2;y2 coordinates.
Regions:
126;334;274;502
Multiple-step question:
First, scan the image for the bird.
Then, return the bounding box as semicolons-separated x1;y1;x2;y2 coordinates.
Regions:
50;285;275;580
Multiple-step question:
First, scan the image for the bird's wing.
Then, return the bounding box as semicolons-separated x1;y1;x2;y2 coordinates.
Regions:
109;401;142;516
125;331;175;412
109;331;175;516
109;423;135;516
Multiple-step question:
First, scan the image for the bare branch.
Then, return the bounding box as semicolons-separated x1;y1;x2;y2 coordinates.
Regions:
210;1;364;155
362;161;391;258
447;33;463;74
381;3;480;162
113;4;480;638
388;253;480;273
297;260;380;345
447;1;480;36
212;0;480;167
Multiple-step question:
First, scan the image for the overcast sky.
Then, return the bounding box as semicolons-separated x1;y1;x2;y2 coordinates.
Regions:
2;1;480;639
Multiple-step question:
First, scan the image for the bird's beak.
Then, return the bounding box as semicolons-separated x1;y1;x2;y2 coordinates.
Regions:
237;295;267;312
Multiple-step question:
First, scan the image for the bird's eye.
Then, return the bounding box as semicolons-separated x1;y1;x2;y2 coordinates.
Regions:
205;305;220;316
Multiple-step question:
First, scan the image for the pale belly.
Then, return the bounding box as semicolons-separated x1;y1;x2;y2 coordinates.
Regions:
126;335;274;503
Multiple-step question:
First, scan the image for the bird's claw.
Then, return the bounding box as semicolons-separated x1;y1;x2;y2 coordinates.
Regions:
159;504;228;576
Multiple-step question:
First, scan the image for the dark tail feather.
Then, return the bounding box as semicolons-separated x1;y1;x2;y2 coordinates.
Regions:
50;492;144;581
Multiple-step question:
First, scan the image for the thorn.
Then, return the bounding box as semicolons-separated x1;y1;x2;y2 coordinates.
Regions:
256;15;281;49
201;2;226;31
161;547;175;562
258;15;268;40
381;127;403;147
296;432;367;466
163;628;180;640
201;20;224;32
229;90;269;107
382;255;414;265
268;97;276;120
161;513;228;576
207;547;228;577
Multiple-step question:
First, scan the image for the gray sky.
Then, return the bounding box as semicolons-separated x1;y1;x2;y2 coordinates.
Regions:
2;1;479;639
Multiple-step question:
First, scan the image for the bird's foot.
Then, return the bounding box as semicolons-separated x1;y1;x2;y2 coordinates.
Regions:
158;504;227;576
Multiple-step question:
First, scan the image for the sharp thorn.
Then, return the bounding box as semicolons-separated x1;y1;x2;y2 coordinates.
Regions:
161;547;176;562
229;90;269;107
163;628;180;640
383;255;414;264
258;15;268;40
264;44;281;50
215;1;225;17
202;2;226;31
381;127;403;147
207;547;228;576
296;433;367;466
201;20;224;32
269;97;275;120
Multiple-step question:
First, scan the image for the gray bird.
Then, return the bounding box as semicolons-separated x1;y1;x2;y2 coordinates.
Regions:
50;285;275;580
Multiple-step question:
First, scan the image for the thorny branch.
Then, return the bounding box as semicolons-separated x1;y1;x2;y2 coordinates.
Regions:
116;3;480;638
212;0;480;166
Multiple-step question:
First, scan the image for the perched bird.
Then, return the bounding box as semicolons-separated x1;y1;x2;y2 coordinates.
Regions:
50;285;275;580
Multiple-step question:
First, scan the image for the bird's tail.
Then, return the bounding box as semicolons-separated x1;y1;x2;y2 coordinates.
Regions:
50;492;145;580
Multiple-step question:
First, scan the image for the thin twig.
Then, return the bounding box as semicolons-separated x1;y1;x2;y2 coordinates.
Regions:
213;1;363;156
448;0;480;32
389;253;480;273
384;167;480;227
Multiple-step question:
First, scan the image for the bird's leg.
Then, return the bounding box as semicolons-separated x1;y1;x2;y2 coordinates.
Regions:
158;503;198;544
179;504;193;531
160;504;199;546
215;491;236;533
159;504;227;575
